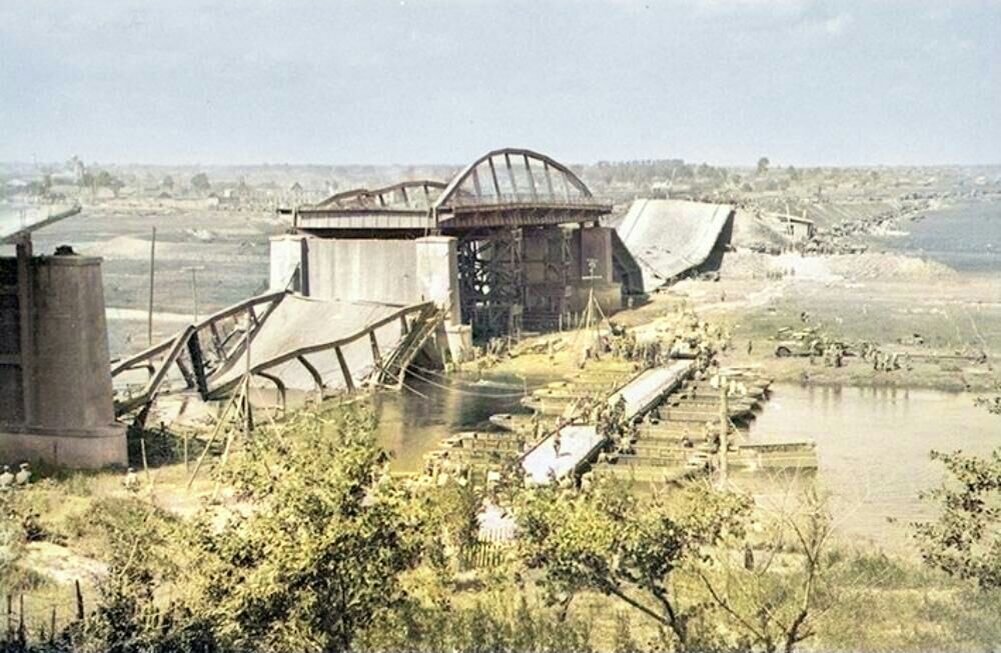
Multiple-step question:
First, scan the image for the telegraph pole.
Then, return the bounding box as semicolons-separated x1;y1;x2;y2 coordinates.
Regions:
147;227;156;345
581;258;602;347
183;265;205;322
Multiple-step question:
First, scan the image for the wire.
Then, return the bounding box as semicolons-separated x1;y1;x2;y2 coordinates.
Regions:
409;363;542;392
400;379;431;400
406;366;531;399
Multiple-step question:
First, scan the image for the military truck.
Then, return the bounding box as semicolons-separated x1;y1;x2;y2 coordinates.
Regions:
773;327;824;358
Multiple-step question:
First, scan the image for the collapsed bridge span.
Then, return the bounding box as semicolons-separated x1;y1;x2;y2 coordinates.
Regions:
112;291;443;420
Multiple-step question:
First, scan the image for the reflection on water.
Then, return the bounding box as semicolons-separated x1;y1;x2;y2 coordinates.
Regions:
371;370;535;472
743;383;1000;551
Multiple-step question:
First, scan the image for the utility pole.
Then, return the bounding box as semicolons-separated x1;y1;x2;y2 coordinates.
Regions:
147;227;156;346
182;265;205;322
581;258;603;348
718;375;729;487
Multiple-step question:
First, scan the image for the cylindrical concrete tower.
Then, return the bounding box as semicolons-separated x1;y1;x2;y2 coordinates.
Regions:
0;253;126;468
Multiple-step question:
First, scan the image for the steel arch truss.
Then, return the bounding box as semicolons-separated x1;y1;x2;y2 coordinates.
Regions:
314;180;448;211
434;148;593;212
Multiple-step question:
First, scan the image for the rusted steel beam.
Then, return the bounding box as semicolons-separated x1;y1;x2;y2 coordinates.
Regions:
115;325;196;415
523;154;538;200
297;355;324;393
487;156;501;197
334;346;355;392
504;152;518;197
313;180;446;209
256;371;287;413
209;321;226;358
186;331;210;396
471;167;483;199
369;330;382;370
193;291;287;330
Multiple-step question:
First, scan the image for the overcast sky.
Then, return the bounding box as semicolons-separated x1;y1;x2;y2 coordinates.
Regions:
1;0;997;167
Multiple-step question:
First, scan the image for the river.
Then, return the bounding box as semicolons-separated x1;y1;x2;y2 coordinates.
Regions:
743;382;1000;551
372;370;536;473
372;374;1000;552
871;200;1001;274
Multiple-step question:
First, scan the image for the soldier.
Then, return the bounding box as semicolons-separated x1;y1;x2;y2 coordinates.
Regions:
552;430;562;456
747;340;753;356
123;467;140;493
14;463;31;486
0;466;13;491
530;411;542;442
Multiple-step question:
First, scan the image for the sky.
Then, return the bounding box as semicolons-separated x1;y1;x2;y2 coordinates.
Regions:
1;0;998;167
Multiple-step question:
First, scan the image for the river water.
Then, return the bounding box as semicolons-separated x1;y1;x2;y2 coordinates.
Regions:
743;383;1000;551
372;370;536;473
871;200;1001;274
374;372;1000;551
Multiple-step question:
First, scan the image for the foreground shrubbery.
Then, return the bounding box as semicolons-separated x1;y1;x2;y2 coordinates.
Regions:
2;402;1000;652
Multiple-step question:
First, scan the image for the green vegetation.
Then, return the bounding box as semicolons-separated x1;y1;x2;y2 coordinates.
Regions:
915;393;1001;591
2;402;1000;652
190;173;211;192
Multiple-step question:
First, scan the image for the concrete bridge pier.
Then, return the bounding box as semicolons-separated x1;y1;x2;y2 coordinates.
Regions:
269;234;471;361
415;236;473;361
570;225;623;315
0;252;127;468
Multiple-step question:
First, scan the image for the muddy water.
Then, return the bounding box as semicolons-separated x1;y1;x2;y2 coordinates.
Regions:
371;370;536;472
743;383;1000;551
372;372;999;552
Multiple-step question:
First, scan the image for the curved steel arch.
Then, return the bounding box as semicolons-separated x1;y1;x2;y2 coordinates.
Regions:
315;180;447;210
433;148;592;211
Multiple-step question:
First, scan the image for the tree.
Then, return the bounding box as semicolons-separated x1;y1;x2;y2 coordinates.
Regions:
915;395;1001;590
93;169;125;196
77;498;214;653
514;478;750;650
190;173;210;192
757;157;771;175
161;175;174;190
184;405;428;653
694;488;840;653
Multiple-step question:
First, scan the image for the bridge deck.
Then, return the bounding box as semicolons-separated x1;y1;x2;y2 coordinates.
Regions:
520;359;694;484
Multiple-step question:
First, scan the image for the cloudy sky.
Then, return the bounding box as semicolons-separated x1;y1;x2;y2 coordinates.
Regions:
1;0;997;166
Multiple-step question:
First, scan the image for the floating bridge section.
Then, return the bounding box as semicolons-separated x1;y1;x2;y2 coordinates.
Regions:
520;359;694;484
